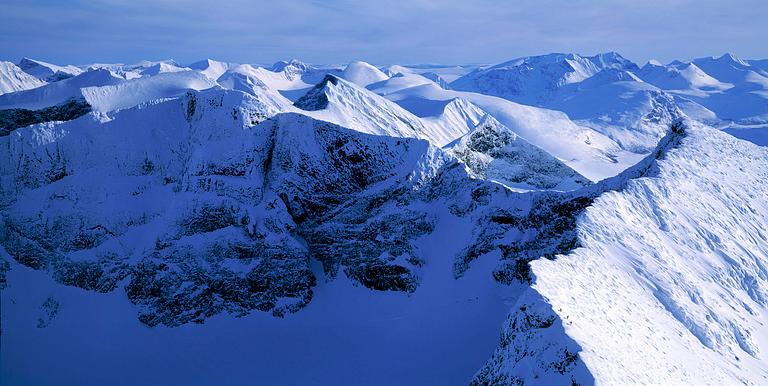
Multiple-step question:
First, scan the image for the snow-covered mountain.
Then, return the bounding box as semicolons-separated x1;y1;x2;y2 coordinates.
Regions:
292;74;501;149
476;120;768;385
633;54;768;126
188;59;234;81
446;114;592;191
139;62;190;77
17;57;84;82
373;79;644;181
0;61;47;95
339;60;390;87
450;52;638;105
2;52;768;386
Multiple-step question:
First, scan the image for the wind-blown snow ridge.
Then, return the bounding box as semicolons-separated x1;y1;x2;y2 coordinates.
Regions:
477;120;768;385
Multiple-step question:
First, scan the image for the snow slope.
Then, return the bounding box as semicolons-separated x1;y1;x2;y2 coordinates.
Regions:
0;69;217;113
478;121;768;384
188;59;234;81
140;62;190;76
450;52;637;105
448;53;688;154
0;61;46;95
381;81;642;181
340;61;390;87
547;68;684;152
80;71;217;112
17;58;83;82
0;69;124;110
446;114;592;191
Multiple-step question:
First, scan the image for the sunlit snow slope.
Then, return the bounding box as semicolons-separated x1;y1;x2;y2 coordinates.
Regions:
477;121;768;385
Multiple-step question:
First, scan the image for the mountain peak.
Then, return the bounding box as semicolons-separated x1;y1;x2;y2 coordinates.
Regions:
716;52;749;66
17;57;83;82
340;61;389;87
270;59;311;72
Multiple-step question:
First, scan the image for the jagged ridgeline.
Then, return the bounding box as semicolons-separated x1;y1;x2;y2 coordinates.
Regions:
0;82;688;329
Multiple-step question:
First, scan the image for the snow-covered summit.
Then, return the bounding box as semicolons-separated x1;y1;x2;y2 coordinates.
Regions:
293;74;432;142
188;59;234;81
139;62;190;76
340;60;390;87
450;52;638;104
0;61;46;95
270;58;316;81
447;114;592;191
17;57;83;82
638;61;731;91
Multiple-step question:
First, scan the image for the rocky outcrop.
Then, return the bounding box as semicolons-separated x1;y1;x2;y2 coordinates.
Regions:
0;98;91;136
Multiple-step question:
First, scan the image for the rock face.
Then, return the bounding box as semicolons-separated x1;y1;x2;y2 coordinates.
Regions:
446;114;592;191
0;84;645;330
0;88;474;326
472;290;594;385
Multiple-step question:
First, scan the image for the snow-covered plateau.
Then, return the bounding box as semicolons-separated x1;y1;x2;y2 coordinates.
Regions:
1;53;767;385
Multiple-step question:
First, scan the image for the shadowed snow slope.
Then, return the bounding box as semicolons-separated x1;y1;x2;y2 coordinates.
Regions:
479;121;768;384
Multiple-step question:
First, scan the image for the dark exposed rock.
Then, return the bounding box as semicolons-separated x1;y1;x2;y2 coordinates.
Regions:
472;292;594;385
293;75;338;111
36;296;60;328
346;263;418;292
0;98;91;136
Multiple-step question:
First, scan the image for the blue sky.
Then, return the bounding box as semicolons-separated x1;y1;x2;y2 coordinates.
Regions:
1;0;766;66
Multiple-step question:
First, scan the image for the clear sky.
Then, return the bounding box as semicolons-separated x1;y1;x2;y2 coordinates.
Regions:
1;0;766;66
